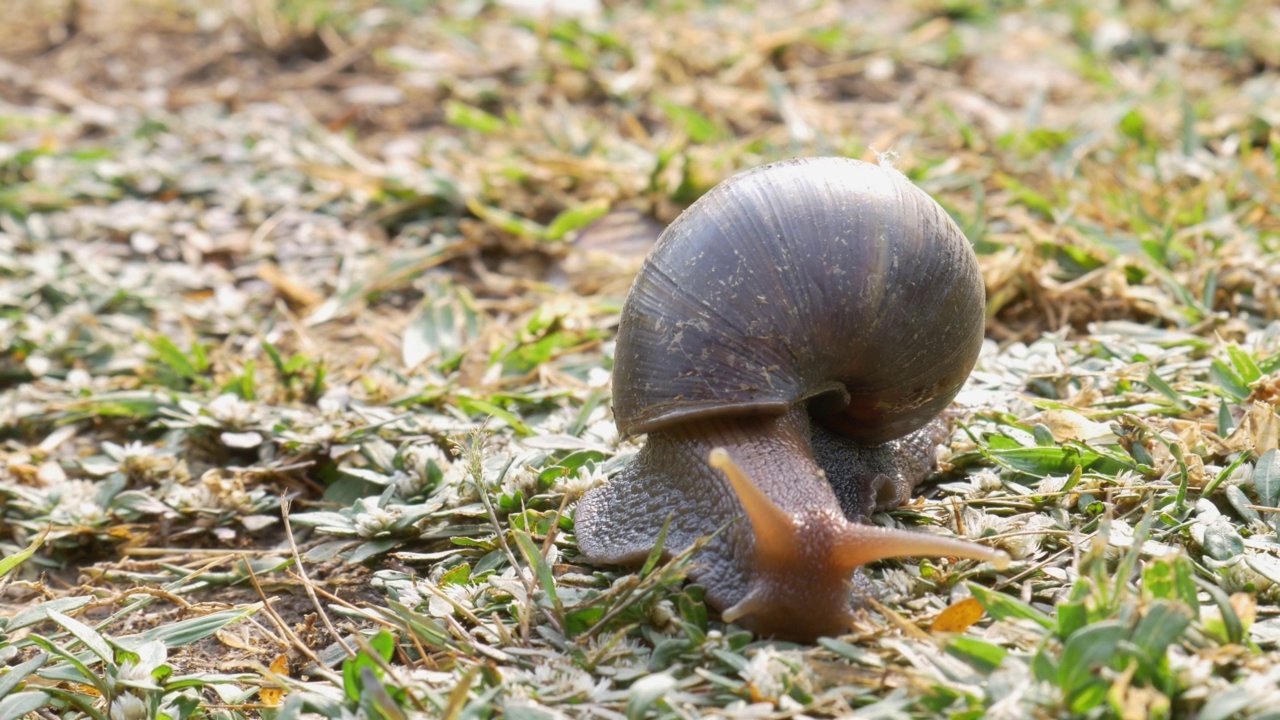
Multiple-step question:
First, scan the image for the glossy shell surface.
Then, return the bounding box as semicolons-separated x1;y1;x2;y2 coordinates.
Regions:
612;157;985;444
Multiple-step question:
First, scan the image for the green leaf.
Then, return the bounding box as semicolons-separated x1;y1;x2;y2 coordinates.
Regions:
1050;241;1106;276
1203;520;1244;561
0;691;52;720
1204;451;1249;499
1130;600;1193;667
1059;621;1126;710
349;538;401;562
27;634;105;693
968;583;1053;630
994;173;1055;219
60;391;174;422
343;641;384;703
387;600;456;653
1145;369;1190;411
648;637;691;672
1031;423;1055;446
513;529;563;618
455;395;533;436
46;610;113;665
369;629;396;661
639;514;674;577
1255;449;1280;508
8;596;95;631
984;444;1130;478
545;199;611;241
499;323;604;374
444;101;505;134
1196;578;1245;645
1141;556;1198;612
145;334;210;387
263;340;287;377
537;451;605;486
439;562;471;586
228;359;256;400
1210;360;1249;401
466;198;546;240
1118;109;1147;143
360;665;409;720
676;586;708;632
1216;399;1233;439
0;527;47;579
1226;345;1262;384
659;102;724;144
1259;351;1280;375
1056;599;1087;639
138;604;262;646
945;636;1007;674
564;606;604;636
0;652;48;701
818;637;882;665
1031;648;1057;683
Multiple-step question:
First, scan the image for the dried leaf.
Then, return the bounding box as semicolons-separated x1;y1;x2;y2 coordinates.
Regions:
930;596;988;633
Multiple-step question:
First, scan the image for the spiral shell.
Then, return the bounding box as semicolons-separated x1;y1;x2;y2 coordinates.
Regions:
612;156;985;444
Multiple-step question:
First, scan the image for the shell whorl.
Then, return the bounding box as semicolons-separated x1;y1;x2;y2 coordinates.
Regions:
611;157;985;444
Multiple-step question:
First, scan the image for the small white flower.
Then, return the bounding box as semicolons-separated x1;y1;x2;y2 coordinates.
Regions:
994;513;1056;560
971;467;1004;494
165;481;212;511
423;581;480;619
648;599;676;631
353;497;401;538
197;470;253;511
206;393;256;427
395;585;425;608
398;444;450;497
118;640;167;686
500;465;539;499
118;441;155;460
65;368;93;389
108;692;148;720
118;659;154;685
741;647;801;703
560;463;605;497
50;479;108;525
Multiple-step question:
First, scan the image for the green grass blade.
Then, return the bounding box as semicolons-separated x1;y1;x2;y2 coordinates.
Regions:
46;610;113;665
513;528;563;619
0;528;47;579
0;652;48;699
0;691;52;720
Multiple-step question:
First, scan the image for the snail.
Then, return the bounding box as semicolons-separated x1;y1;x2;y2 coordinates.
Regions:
574;157;1008;641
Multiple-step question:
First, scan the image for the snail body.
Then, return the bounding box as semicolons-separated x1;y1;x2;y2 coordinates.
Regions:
575;157;1006;641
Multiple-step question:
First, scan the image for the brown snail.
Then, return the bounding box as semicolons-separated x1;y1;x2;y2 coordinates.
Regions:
575;157;1008;641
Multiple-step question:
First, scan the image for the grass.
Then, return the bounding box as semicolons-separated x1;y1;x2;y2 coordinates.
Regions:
2;0;1280;718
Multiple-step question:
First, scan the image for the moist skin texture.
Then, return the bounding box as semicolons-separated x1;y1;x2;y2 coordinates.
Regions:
574;406;973;640
811;415;952;519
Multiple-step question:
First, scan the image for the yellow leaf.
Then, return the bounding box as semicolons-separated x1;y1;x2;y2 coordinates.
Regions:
259;654;290;706
930;596;986;633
